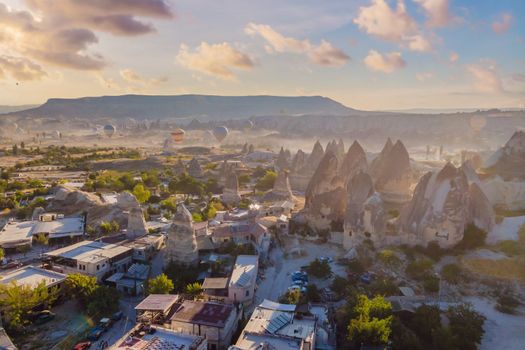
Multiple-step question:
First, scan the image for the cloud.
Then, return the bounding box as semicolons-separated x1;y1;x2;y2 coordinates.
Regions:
416;72;433;81
120;68;167;85
245;22;349;67
0;55;47;81
176;42;255;80
492;13;512;34
364;50;406;73
353;0;432;52
0;1;173;73
467;63;503;93
449;52;459;63
414;0;453;27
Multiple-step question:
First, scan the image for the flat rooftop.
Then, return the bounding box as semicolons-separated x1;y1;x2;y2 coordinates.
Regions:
0;221;33;245
111;326;205;350
202;277;229;290
135;294;180;313
45;240;131;263
233;332;303;350
0;266;66;289
32;217;84;237
229;255;258;288
170;301;234;328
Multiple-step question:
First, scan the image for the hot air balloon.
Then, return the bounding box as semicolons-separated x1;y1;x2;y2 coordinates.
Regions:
171;128;185;143
103;124;116;138
212;126;229;142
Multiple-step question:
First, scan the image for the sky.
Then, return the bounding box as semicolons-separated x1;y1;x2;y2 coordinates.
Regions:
0;0;523;110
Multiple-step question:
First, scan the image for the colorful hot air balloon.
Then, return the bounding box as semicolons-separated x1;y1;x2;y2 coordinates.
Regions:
171;128;185;143
212;126;229;142
103;124;116;138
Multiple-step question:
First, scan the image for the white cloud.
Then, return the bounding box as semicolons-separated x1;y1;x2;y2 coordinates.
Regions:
416;72;433;81
0;55;47;81
449;52;459;63
245;22;349;67
176;42;254;80
492;13;512;34
414;0;453;27
120;68;167;86
364;50;406;73
467;63;503;93
353;0;432;52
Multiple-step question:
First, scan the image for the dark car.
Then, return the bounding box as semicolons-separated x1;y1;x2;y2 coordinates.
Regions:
111;311;124;321
1;261;23;270
87;327;104;341
73;341;91;350
33;310;55;325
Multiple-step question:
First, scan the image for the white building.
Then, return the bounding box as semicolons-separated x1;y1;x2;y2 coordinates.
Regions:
228;255;258;306
0;266;66;291
230;300;317;350
44;240;133;281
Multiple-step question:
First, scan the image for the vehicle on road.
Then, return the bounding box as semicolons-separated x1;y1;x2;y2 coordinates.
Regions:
87;327;104;341
112;311;124;321
1;261;23;270
72;341;92;350
288;285;307;293
33;310;55;325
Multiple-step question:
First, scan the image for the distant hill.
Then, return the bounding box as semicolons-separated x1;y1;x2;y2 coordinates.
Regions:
0;104;39;114
2;94;355;120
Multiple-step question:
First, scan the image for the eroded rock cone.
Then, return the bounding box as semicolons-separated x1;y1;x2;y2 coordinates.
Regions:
301;140;324;174
369;139;412;203
222;168;241;204
399;162;495;247
484;130;525;180
127;207;147;239
165;204;198;265
339;140;368;186
188;158;203;178
275;147;291;171
174;159;187;176
291;149;307;172
305;151;340;207
264;169;294;202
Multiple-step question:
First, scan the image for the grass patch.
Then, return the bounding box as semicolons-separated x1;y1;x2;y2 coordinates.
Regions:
494;208;525;217
462;257;525;283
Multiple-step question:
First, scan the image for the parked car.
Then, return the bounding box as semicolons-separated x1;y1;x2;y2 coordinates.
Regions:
87;327;104;341
98;318;113;330
1;261;23;270
291;271;308;282
288;285;307;293
319;256;334;263
72;341;91;350
112;311;124;321
33;310;55;325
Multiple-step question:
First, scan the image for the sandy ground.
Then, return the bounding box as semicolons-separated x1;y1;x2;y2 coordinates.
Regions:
254;239;346;307
466;296;525;350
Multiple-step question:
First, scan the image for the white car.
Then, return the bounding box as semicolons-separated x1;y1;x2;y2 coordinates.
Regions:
288;285;307;293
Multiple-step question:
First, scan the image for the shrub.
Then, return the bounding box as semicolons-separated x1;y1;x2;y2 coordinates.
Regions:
422;274;440;293
497;240;523;257
377;249;401;267
496;292;521;314
306;259;331;278
369;278;399;297
405;259;434;280
441;263;462;283
455;223;487;251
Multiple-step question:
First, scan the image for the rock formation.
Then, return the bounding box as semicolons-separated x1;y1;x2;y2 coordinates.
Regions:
164;204;199;266
399;162;495;247
222;167;241;204
302;151;347;230
248;144;255;154
481;177;525;210
339;140;368;185
241;143;249;154
369;139;412;203
263;170;294;202
291;149;307;172
173;159;187;176
484;130;525;180
275;147;291;171
127;207;147;239
304;140;324;173
187;158;203;178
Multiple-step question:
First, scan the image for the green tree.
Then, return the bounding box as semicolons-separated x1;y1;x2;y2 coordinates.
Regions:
279;289;302;305
255;170;277;191
409;304;441;343
133;184;151;203
441;264;462;283
446;304;485;350
377;249;401;267
185;282;203;297
347;295;393;347
455;224;487;251
65;274;98;304
0;247;4;260
306;258;331;278
87;286;120;316
146;274;174;295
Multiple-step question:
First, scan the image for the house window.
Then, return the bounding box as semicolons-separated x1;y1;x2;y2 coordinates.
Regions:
96;265;100;271
245;290;249;297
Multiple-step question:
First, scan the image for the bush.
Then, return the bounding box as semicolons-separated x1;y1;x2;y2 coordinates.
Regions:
405;259;433;280
306;259;331;278
146;274;174;295
377;249;401;267
331;276;350;299
369;278;399;297
279;289;302;305
347;295;393;347
496;292;521;314
455;223;487;251
441;263;462;283
422;274;440;293
446;304;485;350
